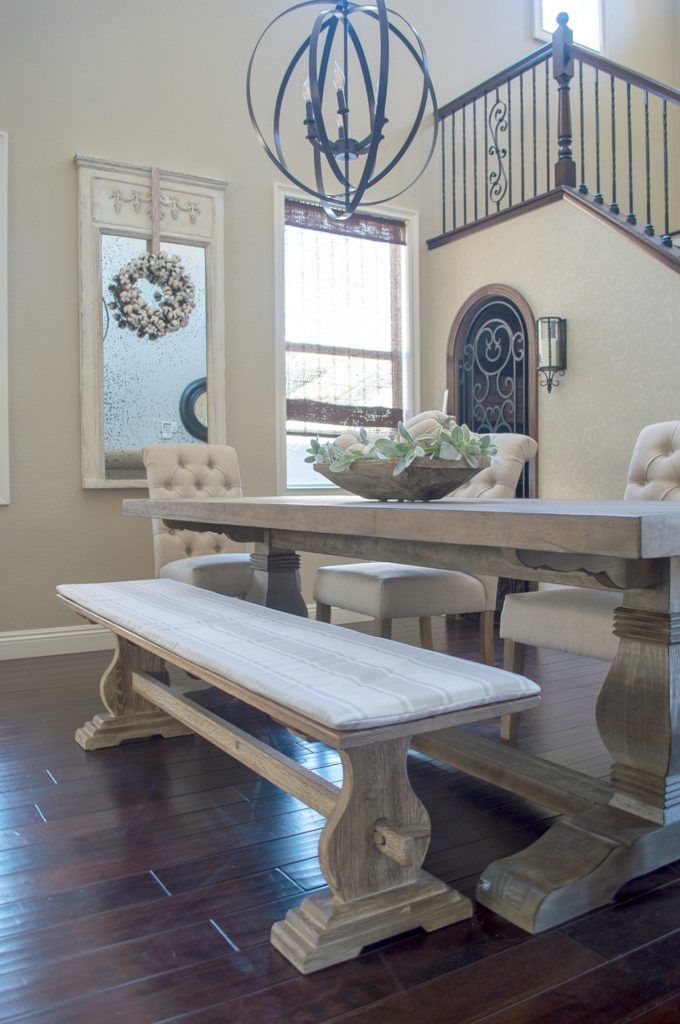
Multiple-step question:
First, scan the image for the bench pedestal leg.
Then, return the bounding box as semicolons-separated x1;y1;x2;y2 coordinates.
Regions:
271;737;471;973
76;637;192;750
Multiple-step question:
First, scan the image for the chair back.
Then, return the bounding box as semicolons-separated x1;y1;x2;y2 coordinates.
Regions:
624;421;680;501
451;434;538;500
142;444;244;574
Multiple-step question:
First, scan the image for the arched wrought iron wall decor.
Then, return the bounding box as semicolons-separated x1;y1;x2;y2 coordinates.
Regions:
246;0;438;220
447;284;537;498
447;285;538;608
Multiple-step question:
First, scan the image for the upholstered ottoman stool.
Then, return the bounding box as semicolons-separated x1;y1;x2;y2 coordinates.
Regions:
315;561;497;655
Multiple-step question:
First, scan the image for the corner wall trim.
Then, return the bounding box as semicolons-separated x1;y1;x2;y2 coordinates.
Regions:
0;624;115;661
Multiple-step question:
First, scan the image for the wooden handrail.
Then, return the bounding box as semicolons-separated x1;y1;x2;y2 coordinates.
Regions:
438;44;551;119
573;44;680;105
439;41;680;123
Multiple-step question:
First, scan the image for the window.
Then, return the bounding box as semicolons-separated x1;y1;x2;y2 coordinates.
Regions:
535;0;603;52
278;193;418;490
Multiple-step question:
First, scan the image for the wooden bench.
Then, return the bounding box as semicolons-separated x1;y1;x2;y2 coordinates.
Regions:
57;578;540;974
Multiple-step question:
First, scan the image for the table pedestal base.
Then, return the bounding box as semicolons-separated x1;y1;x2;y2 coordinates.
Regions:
246;545;308;617
476;804;680;932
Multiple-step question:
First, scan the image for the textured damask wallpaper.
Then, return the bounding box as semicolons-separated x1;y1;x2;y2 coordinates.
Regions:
423;197;679;499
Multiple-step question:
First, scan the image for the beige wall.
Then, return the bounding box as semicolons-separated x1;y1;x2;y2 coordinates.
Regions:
422;196;680;498
0;0;677;630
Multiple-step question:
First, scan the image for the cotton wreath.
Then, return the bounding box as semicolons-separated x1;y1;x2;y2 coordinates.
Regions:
107;252;196;341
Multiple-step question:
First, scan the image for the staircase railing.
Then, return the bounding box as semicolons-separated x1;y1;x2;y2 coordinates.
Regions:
433;13;680;250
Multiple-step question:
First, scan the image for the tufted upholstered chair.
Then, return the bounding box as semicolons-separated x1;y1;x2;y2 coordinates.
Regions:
142;444;252;598
499;421;680;741
314;433;538;663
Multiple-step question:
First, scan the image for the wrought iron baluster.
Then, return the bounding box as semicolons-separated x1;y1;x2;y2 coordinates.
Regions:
594;68;603;203
643;90;654;235
532;66;537;196
473;99;478;221
610;74;619;213
545;59;550;189
441;115;446;233
462;105;468;225
507;80;512;206
661;100;672;246
452;110;457;230
626;82;636;224
520;73;525;201
579;60;587;193
484;92;489;217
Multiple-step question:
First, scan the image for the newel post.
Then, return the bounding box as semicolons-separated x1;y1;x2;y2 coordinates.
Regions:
552;12;577;187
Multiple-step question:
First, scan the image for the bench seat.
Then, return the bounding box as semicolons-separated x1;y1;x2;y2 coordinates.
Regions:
58;579;538;732
58;577;540;974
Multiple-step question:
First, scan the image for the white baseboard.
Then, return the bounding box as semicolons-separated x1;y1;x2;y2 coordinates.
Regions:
0;624;115;661
0;609;368;662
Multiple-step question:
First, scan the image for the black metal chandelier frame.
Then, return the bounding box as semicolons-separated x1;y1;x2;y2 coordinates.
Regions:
246;0;438;220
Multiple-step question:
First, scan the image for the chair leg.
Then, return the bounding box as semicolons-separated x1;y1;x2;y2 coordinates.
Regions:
375;618;392;639
316;601;332;623
419;617;434;650
503;638;526;673
479;610;495;665
500;713;520;746
500;639;528;746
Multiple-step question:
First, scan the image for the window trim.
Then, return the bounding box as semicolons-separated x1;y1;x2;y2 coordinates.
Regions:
273;183;420;495
0;131;8;505
533;0;604;54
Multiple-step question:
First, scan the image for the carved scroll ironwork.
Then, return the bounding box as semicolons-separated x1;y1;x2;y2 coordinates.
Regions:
488;97;509;208
460;299;527;436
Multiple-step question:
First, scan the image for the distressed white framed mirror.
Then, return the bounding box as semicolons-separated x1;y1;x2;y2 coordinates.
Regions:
0;131;8;504
75;155;227;488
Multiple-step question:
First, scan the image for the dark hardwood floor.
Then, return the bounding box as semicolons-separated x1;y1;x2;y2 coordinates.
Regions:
0;617;679;1023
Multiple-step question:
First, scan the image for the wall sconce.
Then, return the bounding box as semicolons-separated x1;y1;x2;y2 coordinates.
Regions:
536;317;567;394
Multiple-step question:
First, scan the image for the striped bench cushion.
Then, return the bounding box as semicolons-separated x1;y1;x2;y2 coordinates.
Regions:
58;579;539;731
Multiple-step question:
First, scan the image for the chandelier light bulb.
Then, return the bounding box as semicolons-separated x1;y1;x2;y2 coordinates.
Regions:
332;61;346;93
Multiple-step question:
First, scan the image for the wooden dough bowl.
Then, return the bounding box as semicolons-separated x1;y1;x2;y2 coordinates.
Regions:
314;457;488;501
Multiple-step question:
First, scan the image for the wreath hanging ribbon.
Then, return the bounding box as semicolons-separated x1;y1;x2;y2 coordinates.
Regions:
107;167;196;341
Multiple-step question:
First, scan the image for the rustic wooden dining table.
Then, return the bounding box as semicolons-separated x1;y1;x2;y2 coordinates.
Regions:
123;494;680;934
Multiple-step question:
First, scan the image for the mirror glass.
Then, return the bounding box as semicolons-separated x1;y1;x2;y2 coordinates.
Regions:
100;235;207;480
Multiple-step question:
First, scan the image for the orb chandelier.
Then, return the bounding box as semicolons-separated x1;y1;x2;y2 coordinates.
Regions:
246;0;438;220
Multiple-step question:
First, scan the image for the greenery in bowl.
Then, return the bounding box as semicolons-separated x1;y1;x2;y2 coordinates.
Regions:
306;417;499;477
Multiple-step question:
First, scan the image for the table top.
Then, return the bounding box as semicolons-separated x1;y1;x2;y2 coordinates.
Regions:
123;496;680;560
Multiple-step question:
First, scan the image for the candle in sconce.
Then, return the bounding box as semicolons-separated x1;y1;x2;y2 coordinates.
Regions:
537;318;567;371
